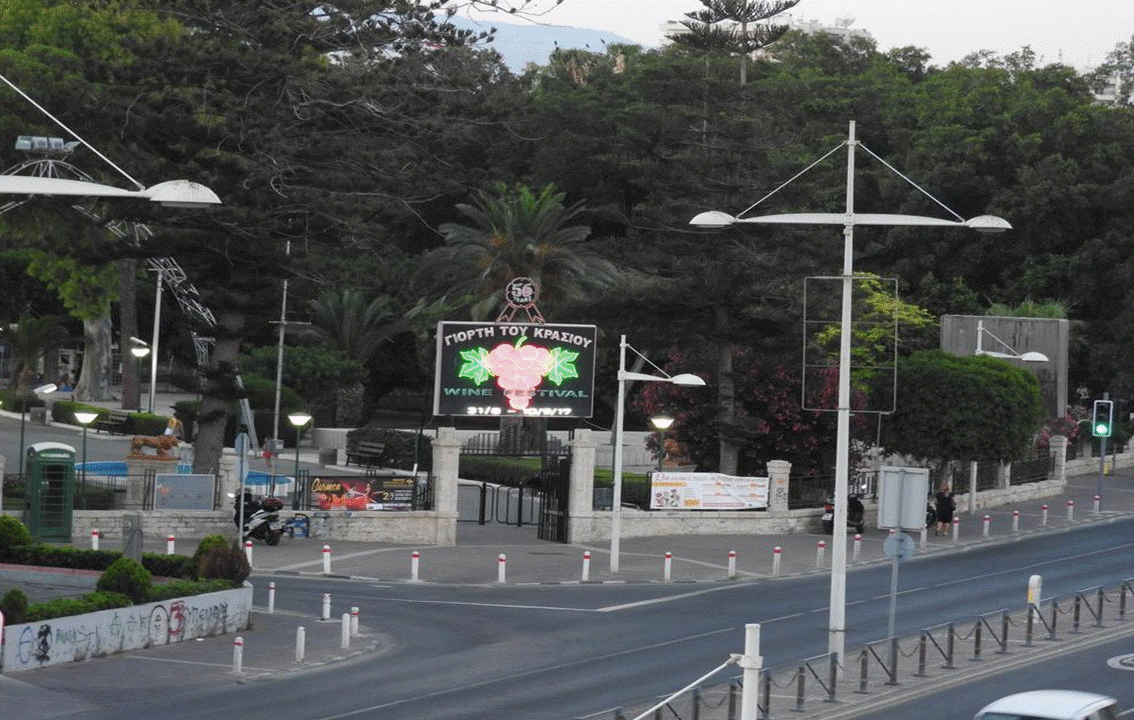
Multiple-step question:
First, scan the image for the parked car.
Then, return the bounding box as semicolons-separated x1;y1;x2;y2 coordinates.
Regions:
974;690;1119;720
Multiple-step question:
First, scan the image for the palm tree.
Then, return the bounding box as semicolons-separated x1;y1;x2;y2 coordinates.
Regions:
0;315;69;404
428;183;619;320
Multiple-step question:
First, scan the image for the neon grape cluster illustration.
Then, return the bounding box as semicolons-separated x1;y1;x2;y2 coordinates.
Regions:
458;337;579;410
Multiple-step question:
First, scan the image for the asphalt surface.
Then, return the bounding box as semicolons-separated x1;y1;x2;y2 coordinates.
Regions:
3;396;1133;719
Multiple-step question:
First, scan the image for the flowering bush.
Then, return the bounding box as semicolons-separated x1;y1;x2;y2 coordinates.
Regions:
1035;406;1085;450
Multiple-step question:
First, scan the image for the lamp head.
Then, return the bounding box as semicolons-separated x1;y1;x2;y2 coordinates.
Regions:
1018;351;1049;363
74;411;99;425
287;412;313;427
669;373;706;387
689;211;737;228
145;180;222;208
965;215;1012;234
33;383;57;395
650;415;675;430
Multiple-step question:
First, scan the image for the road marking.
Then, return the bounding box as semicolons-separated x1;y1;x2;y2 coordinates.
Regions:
312;626;737;719
934;540;1134;588
361;596;598;612
598;582;755;612
1107;653;1134;670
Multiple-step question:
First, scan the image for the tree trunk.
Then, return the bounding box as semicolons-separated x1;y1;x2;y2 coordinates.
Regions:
73;316;113;402
118;258;141;410
193;301;248;475
715;304;739;475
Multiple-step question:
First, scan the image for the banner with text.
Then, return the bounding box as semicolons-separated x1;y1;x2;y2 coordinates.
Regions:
649;473;769;510
433;321;597;418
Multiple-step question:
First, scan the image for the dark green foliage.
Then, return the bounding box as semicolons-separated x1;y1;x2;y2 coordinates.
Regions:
1;588;30;624
140;553;196;580
196;544;251;585
346;427;432;471
148;578;235;602
191;535;231;573
457;456;541;487
2;544;121;571
96;557;153;604
0;515;33;555
23;592;132;623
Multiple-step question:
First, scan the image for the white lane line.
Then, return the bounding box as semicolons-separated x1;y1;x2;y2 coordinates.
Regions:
598;582;756;612
933;540;1134;588
360;596;598;612
313;626;737;719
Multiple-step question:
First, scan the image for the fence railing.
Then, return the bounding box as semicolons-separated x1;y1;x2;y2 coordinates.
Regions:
585;577;1134;720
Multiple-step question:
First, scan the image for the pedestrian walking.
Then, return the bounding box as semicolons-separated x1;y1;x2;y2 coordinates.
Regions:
935;484;956;535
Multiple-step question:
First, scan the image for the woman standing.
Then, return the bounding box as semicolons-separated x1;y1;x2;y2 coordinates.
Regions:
935;484;956;535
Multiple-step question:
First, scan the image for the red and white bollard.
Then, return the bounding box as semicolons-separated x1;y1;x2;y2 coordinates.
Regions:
497;553;507;583
232;636;244;674
350;606;359;636
322;544;331;574
581;551;591;582
772;546;782;576
1042;504;1049;526
243;540;252;565
1067;499;1075;522
1094;495;1101;515
410;551;420;582
727;550;737;580
268;581;276;614
853;534;862;561
1012;510;1020;533
663;551;673;581
90;528;100;550
982;515;991;536
816;540;826;568
166;534;176;555
952;516;960;542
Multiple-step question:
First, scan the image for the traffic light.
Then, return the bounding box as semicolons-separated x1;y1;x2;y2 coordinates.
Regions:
1092;400;1114;437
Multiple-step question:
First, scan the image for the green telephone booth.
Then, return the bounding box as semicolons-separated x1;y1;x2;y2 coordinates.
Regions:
26;442;76;542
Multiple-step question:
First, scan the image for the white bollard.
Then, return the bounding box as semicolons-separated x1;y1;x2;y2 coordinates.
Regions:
322;544;331;574
919;525;927;549
982;515;991;537
497;553;506;583
268;581;276;614
91;529;99;550
243;540;252;565
663;551;673;581
321;593;331;621
341;613;350;649
295;626;306;663
1012;510;1020;533
581;551;591;582
410;551;420;582
1042;504;1049;526
727;550;737;579
772;546;781;576
816;540;826;569
740;623;763;720
952;517;959;542
351;606;359;635
1094;495;1101;515
1067;499;1075;522
167;535;175;555
232;636;244;674
853;534;862;561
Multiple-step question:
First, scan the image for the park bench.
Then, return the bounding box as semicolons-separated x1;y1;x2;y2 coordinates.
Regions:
345;440;386;467
93;409;131;435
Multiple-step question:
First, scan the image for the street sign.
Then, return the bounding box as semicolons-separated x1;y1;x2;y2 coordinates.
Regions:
883;532;915;560
878;466;930;531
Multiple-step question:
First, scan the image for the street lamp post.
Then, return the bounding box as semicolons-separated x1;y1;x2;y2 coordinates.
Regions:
288;412;312;510
691;121;1011;663
17;382;58;479
611;335;705;572
974;319;1049;362
129;339;151;412
73;411;99;509
650;415;674;471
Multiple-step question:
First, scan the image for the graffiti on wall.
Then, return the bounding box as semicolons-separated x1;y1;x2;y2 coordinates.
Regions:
2;586;250;672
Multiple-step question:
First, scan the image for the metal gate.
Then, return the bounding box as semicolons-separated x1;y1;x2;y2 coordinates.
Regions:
460;431;571;542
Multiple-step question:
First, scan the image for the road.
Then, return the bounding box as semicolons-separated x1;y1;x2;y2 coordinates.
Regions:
11;519;1134;720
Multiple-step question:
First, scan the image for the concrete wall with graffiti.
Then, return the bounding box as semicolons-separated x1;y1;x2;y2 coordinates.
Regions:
1;584;251;673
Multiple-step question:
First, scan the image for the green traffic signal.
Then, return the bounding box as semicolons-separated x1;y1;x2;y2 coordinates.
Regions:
1092;400;1114;438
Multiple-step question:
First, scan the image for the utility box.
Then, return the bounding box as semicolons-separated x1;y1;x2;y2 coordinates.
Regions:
26;442;76;542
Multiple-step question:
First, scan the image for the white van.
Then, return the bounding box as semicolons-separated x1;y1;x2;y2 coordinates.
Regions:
975;690;1120;720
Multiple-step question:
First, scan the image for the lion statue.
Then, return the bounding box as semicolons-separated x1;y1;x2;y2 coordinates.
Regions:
129;434;180;459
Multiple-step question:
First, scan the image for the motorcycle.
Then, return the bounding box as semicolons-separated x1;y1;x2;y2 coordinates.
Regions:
821;494;866;535
232;493;285;545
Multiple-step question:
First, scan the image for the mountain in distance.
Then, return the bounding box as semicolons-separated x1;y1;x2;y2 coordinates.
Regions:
444;15;645;71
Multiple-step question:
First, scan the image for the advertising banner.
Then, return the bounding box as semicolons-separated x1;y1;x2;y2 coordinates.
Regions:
649;473;769;510
310;476;416;511
433;321;597;418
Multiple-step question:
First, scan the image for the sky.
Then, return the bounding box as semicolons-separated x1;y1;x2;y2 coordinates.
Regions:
466;0;1133;70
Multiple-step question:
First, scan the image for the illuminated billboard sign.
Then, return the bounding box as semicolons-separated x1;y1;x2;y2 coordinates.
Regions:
433;321;597;418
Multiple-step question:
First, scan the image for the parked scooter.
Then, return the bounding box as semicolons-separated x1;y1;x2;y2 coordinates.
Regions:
821;494;866;534
232;491;285;545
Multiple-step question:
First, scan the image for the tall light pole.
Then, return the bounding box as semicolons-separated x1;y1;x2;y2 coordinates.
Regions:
691;121;1010;662
73;411;99;509
129;339;151;412
288;412;312;509
611;335;705;572
17;382;57;479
